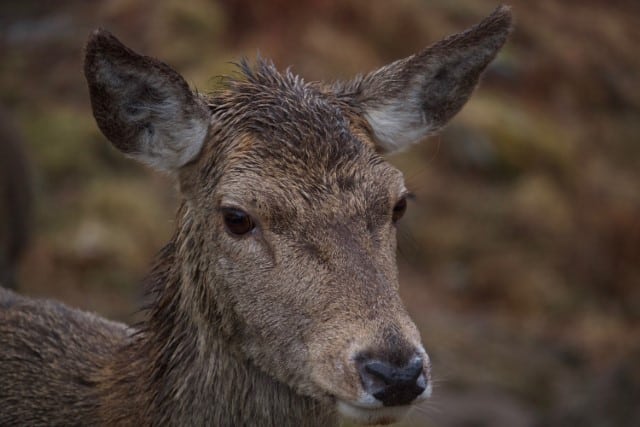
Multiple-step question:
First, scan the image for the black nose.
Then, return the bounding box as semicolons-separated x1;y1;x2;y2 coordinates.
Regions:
357;356;427;406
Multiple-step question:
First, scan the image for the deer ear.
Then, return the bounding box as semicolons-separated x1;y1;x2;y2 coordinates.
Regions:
84;29;210;170
337;6;513;153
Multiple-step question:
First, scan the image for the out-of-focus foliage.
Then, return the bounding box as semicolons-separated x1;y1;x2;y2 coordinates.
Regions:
1;1;638;425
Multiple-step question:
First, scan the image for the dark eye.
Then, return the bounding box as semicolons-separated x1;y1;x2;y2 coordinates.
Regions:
222;208;255;236
392;197;407;223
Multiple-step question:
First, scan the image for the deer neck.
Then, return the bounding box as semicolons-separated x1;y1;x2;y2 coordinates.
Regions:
103;235;337;426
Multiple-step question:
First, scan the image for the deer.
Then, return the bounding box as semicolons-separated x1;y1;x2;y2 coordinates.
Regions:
0;6;512;426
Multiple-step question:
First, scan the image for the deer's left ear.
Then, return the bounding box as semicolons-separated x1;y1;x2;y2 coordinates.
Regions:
336;6;513;153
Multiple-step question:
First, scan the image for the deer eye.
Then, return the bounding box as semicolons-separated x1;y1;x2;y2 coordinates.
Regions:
392;197;407;223
222;208;255;236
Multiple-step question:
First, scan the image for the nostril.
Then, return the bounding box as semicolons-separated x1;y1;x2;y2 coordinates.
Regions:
404;357;424;382
363;360;395;385
357;356;427;407
364;358;422;385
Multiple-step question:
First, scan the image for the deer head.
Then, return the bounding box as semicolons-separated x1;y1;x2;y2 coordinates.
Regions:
84;6;511;425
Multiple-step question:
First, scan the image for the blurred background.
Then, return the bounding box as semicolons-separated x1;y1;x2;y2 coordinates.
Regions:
1;1;639;426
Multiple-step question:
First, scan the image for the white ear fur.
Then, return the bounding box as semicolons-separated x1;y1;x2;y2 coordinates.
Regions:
115;95;210;170
364;95;432;153
137;118;208;170
147;116;209;170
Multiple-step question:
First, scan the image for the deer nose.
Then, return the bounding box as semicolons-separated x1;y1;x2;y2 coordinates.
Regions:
357;356;427;406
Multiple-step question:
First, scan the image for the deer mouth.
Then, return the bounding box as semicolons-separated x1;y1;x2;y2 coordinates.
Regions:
336;399;414;425
336;382;431;425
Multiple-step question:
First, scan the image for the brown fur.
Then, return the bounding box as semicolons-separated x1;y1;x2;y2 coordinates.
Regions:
0;6;512;426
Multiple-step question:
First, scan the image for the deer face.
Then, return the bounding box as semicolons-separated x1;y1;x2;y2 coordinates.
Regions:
180;77;430;423
84;7;511;425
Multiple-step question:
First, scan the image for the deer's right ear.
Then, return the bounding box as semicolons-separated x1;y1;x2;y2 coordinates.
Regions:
84;29;210;171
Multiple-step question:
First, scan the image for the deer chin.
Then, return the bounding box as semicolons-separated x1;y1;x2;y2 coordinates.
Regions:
335;383;432;426
336;400;411;425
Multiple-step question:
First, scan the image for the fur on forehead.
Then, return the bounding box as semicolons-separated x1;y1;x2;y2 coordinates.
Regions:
205;58;374;165
185;59;405;207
